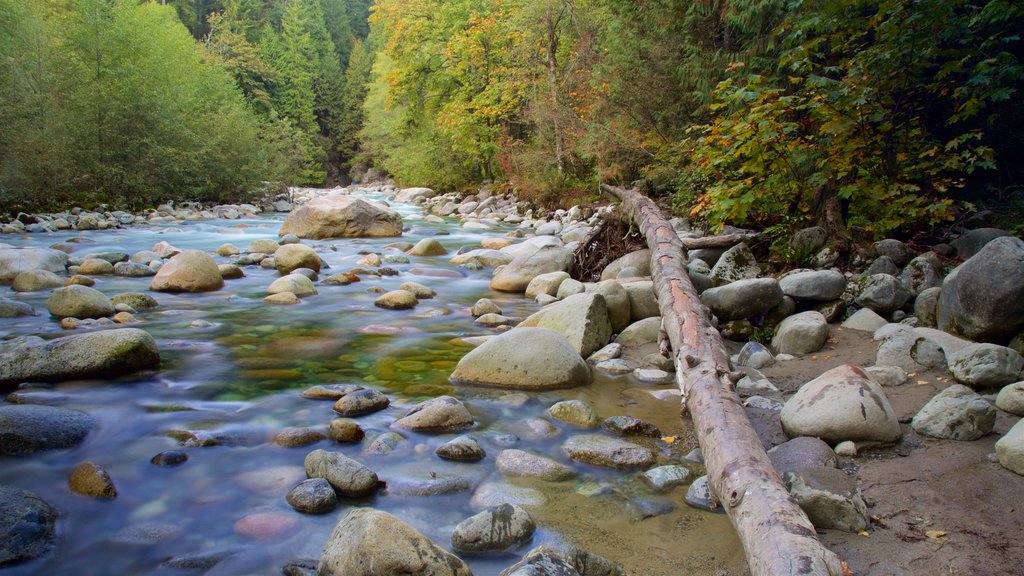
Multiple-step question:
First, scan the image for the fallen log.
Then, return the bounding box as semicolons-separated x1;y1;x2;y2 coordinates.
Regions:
600;184;845;576
680;233;759;250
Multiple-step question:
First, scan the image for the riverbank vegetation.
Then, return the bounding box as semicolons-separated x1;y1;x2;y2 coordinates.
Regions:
1;0;1022;237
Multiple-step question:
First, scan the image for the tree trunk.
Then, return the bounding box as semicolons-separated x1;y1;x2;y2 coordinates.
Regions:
600;184;846;576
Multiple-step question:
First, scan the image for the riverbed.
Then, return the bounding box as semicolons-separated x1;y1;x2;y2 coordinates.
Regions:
0;189;744;575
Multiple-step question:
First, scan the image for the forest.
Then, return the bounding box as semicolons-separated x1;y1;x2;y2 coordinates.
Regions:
1;0;1022;237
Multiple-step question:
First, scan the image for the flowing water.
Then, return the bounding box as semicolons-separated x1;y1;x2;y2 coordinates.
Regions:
0;190;744;575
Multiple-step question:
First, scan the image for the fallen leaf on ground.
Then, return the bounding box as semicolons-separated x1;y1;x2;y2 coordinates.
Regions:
926;530;947;539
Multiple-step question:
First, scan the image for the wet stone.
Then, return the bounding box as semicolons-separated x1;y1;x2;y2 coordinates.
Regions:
286;478;337;514
640;465;692;492
300;384;363;401
497;449;576;481
150;451;188;467
562;434;655;470
327;418;365;443
274;427;327;448
0;485;57;567
451;503;536;553
684;476;724;514
68;461;117;498
436;435;486;461
601;416;661;438
333;388;390;417
364;432;406;456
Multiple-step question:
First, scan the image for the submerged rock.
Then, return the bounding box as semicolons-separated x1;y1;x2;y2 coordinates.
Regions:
286;478;337;514
0;485;57;567
452;503;535;553
68;462;117;498
562;434;655;470
0;405;94;455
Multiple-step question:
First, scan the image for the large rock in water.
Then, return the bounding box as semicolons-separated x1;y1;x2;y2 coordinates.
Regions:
450;328;590;390
279;196;402;239
0;247;68;284
0;328;160;388
46;285;113;319
491;245;574;292
0;405;94;455
780;364;901;444
318;508;471;576
150;250;224;292
938;236;1024;344
273;244;320;275
0;485;57;567
303;450;379;498
519;293;612;357
451;504;536;553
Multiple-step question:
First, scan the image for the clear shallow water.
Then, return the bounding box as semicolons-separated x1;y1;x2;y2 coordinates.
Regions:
0;191;743;575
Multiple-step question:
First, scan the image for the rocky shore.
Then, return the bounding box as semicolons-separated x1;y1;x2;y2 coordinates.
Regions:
1;183;1022;575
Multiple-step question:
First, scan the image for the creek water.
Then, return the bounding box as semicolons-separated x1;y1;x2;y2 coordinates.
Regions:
0;190;743;575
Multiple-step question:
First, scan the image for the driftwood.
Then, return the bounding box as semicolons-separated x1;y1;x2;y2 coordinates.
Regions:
681;233;759;250
600;184;845;576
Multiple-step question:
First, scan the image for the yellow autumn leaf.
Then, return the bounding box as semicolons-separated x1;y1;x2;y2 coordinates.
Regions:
857;530;870;537
926;530;947;539
661;436;678;444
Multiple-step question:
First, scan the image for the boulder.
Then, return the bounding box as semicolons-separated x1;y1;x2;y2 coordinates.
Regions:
790;226;828;256
938;236;1024;343
394;187;437;203
303;449;378;498
737;341;774;369
592;280;631;332
562;434;655;469
0;328;159;388
641;465;692;492
771;311;828;355
855;274;909;314
613;317;661;346
621;280;659;321
151;241;182;259
0;247;68;284
0;485;57;567
914;286;941;327
700;278;783;321
546;400;600;428
452;504;535;553
247;239;280;254
68;462;117;498
0;405;94;455
874;325;947;372
436;435;486;461
0;298;34;318
399;281;436;299
950;227;1011;258
491;245;574;292
911;384;997;440
113;262;155;277
996;382;1024;416
784;467;869;532
864;255;900;277
274;244;320;275
947;343;1024;388
112;292;158;311
11;270;63;292
841;308;888;333
899;253;943;297
267;274;317;297
286;478;337;514
279;196;403;239
496;449;576;481
391;396;473;433
46;285;113;319
374;290;418;310
150;250;224;292
873;239;915;266
408;238;448;256
767;437;837;477
780;364;901;443
525;271;570;299
77;258;113;275
449;249;513;268
499;545;621;576
995;419;1024;475
332;388;389;417
450;327;591;390
318;509;471;576
557;278;586;299
521;293;612;357
709;243;759;285
600;249;651;280
218;264;244;280
778;270;845;302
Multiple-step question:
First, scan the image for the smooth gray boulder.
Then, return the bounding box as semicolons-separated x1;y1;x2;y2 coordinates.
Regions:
303;449;379;498
709;243;759;285
546;400;599;428
0;485;57;567
452;504;536;553
150;250;224;293
700;278;783;321
450;327;590;390
780;364;901;443
873;239;915;266
0;328;160;387
600;249;650;281
280;196;403;239
996;419;1024;475
318;509;470;576
0;247;68;284
0;405;94;455
562;434;655;469
911;384;996;440
274;244;321;275
950;227;1011;258
778;270;846;302
613;317;661;346
520;293;612;357
621;280;659;321
938;236;1024;343
267;274;317;297
914;286;941;327
391;396;473;433
771;311;828;355
46;285;113;319
436;436;486;461
499;544;622;576
768;437;837;477
286;478;337;514
874;324;947;372
394;187;437;203
947;343;1024;388
491;245;574;292
996;382;1024;416
641;465;692;492
11;270;63;292
0;297;34;318
737;341;774;369
841;308;887;333
855;274;909;314
899;253;943;297
591;280;631;332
